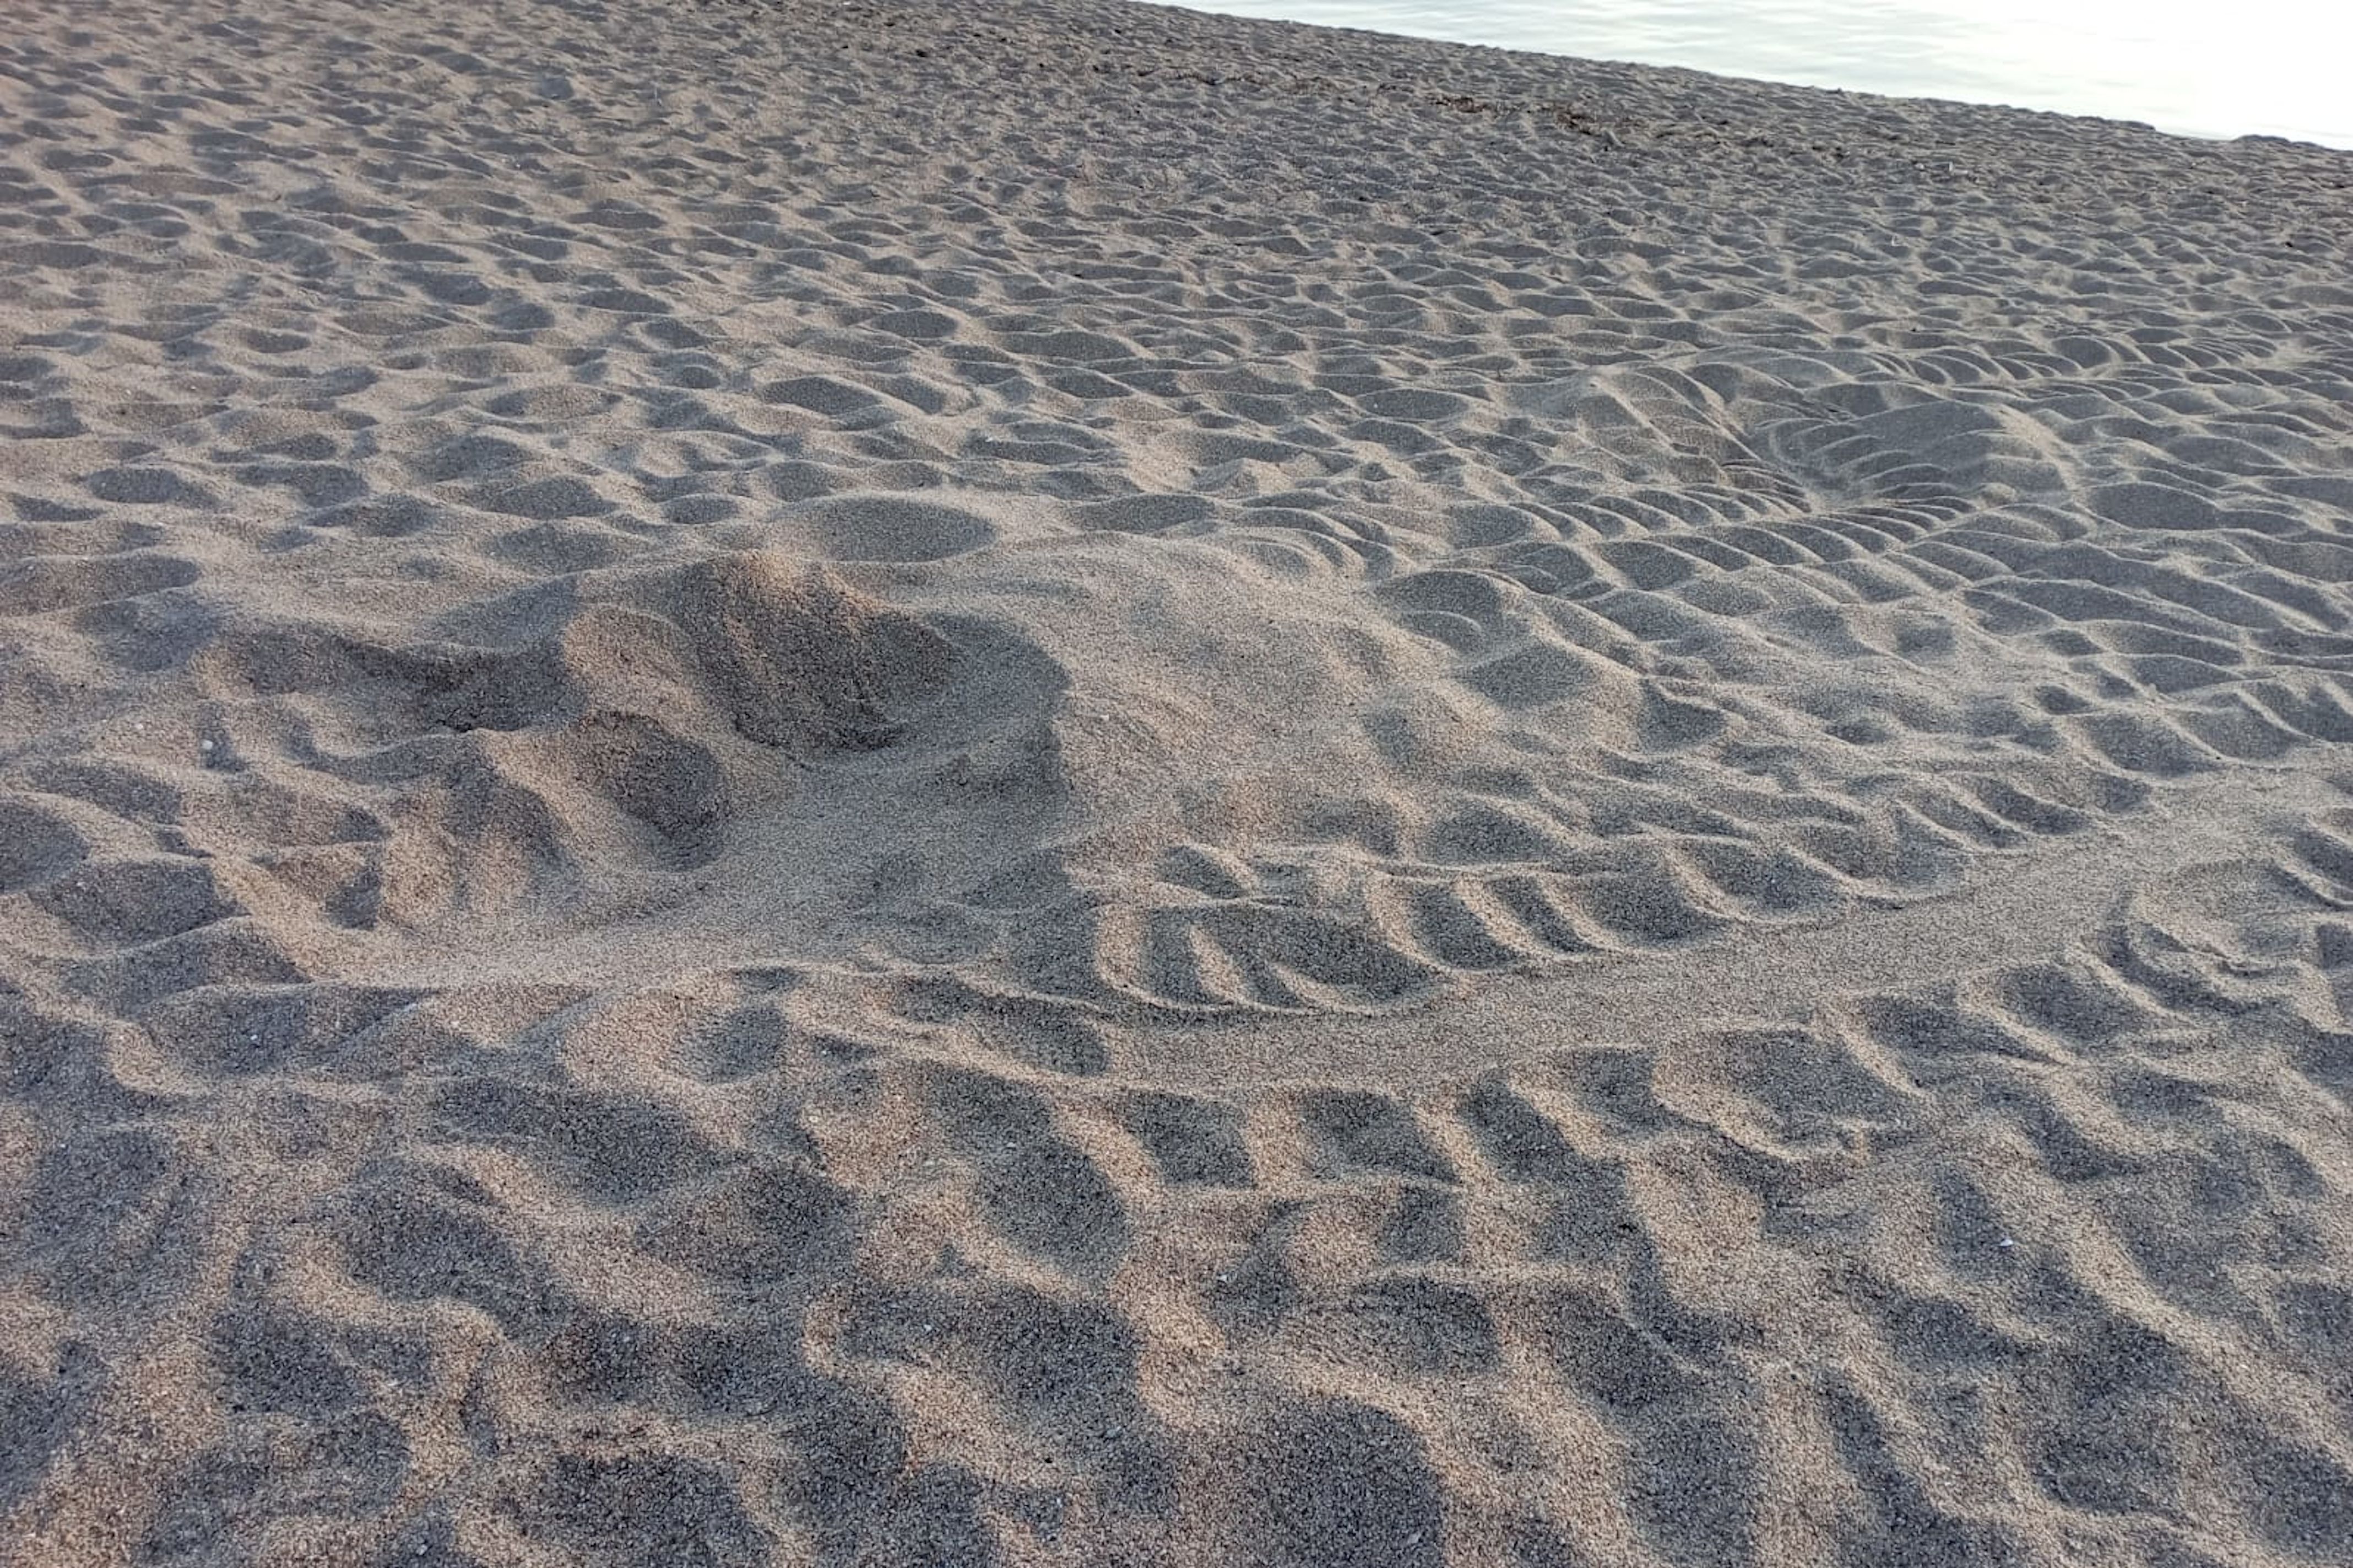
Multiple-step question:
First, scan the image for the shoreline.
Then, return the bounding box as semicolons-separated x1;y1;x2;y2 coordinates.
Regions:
1151;0;2353;151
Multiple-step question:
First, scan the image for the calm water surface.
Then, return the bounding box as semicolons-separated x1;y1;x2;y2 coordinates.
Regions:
1176;0;2353;147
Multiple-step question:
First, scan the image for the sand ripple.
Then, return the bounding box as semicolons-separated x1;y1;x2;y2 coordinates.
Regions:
3;0;2352;1562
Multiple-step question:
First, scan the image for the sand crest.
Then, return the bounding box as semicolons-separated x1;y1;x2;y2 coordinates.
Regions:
4;0;2352;1563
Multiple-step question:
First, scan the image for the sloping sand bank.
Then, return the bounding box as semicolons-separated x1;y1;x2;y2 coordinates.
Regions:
4;1;2352;1562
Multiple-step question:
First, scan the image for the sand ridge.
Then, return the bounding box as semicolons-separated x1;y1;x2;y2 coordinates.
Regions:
3;0;2352;1562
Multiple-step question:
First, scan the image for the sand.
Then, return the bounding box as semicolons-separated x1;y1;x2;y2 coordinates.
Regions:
3;0;2352;1562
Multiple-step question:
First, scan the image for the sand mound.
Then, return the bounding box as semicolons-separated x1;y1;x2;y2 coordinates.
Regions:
4;0;2352;1564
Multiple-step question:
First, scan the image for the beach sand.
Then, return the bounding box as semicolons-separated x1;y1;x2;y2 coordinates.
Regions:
4;0;2352;1562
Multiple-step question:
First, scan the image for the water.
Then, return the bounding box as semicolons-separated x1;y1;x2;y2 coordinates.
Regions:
1176;0;2353;148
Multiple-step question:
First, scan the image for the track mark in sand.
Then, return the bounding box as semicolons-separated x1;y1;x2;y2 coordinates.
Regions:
1123;763;2349;1086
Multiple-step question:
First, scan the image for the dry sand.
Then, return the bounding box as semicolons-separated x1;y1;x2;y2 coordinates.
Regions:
4;0;2353;1562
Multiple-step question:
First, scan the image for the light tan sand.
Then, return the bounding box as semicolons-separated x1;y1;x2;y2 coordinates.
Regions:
4;0;2353;1562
